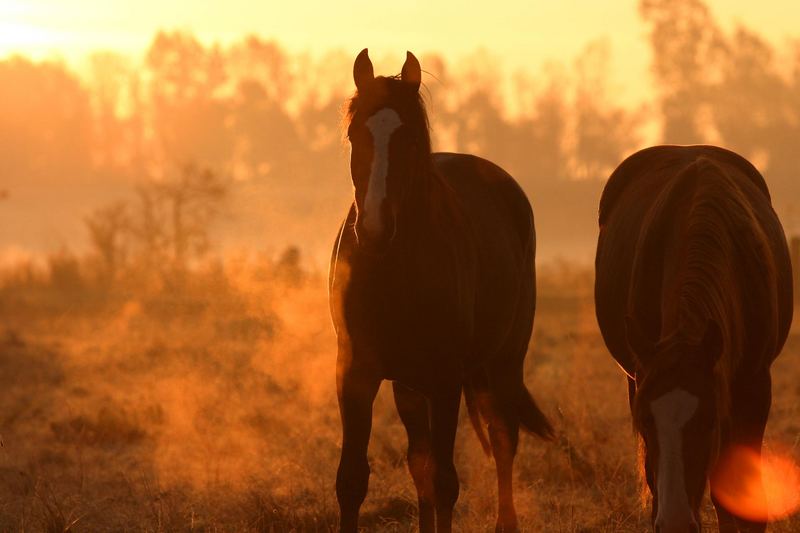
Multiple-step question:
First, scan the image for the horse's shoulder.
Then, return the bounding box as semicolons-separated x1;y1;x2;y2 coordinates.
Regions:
696;145;772;201
599;146;677;226
433;152;533;239
598;145;771;227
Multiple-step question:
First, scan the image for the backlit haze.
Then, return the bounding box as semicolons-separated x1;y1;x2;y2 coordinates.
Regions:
3;0;798;110
3;0;800;266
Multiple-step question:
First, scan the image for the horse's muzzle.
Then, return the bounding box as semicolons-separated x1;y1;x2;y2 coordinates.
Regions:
354;217;396;255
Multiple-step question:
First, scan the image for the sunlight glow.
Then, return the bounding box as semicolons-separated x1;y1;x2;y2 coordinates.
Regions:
0;0;796;105
0;22;62;54
711;445;800;522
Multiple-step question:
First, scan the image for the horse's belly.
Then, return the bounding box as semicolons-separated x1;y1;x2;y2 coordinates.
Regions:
343;296;468;383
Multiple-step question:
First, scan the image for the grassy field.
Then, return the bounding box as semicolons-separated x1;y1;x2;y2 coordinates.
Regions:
0;259;796;532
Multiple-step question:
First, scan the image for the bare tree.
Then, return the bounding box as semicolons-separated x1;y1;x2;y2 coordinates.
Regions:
85;201;130;284
572;40;642;180
86;165;230;287
640;0;727;142
130;165;229;273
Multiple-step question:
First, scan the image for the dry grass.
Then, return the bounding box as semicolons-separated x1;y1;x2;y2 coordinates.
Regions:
0;259;796;532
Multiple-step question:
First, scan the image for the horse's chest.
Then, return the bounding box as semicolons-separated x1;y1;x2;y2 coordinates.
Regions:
343;268;468;355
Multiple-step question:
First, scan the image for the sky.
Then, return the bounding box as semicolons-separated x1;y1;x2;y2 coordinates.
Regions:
1;0;798;104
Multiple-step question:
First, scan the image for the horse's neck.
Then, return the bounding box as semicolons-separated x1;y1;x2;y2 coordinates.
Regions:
400;161;446;227
393;164;472;271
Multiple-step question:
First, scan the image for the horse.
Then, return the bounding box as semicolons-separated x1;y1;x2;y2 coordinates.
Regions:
328;49;553;533
594;145;794;532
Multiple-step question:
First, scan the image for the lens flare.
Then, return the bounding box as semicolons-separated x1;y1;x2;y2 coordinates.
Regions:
711;444;800;522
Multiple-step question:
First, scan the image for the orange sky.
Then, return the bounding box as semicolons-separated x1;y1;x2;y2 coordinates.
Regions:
1;0;798;103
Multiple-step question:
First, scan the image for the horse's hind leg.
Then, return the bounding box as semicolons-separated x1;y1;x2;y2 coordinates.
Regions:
392;382;435;533
489;414;520;532
484;369;521;533
429;382;462;533
336;352;380;533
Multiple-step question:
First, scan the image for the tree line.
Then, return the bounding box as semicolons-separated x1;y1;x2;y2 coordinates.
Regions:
0;0;797;267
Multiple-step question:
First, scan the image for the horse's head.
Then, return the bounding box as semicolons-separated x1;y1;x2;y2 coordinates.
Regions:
626;317;724;533
345;48;431;252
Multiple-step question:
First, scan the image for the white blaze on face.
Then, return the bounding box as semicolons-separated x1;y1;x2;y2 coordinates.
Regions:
650;388;700;531
361;107;402;236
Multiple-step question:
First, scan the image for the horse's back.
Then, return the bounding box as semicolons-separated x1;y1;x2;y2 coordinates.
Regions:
433;152;534;250
432;152;537;364
595;145;792;374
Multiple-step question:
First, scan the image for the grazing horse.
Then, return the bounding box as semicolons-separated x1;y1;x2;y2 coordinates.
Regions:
329;49;553;533
595;145;793;532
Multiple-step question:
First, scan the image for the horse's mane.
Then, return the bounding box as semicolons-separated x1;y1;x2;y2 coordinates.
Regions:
629;159;735;415
630;157;779;489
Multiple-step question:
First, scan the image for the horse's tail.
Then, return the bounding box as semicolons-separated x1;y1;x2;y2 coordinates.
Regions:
464;374;553;455
464;384;492;456
515;382;554;440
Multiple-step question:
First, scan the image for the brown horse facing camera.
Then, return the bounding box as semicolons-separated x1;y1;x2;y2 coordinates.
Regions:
595;146;794;533
328;49;553;533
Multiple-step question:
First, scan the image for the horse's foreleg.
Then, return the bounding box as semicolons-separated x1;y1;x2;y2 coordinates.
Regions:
336;356;380;533
712;371;771;533
393;382;435;533
429;383;462;533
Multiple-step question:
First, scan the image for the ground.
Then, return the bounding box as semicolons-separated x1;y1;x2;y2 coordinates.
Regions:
0;261;796;532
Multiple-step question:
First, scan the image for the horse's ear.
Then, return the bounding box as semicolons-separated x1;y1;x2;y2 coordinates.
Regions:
353;48;374;93
701;319;723;366
625;315;655;360
401;51;421;91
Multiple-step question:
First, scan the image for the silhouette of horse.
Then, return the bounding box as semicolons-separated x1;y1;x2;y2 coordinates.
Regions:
595;145;794;533
329;49;553;533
